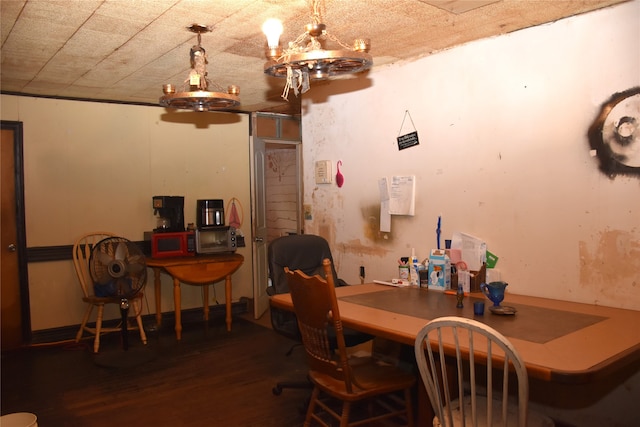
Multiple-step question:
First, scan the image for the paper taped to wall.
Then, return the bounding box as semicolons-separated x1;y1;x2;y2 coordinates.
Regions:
389;175;415;215
378;175;416;233
378;175;416;232
378;177;391;232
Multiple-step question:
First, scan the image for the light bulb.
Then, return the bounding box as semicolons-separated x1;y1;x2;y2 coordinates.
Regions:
262;18;283;48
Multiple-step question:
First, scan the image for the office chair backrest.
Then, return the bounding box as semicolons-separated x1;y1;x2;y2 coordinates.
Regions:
285;259;353;391
414;316;530;427
267;234;341;296
267;234;372;354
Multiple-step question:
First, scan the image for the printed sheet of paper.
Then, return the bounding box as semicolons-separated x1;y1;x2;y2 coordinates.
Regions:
388;175;415;216
451;231;487;271
378;177;391;232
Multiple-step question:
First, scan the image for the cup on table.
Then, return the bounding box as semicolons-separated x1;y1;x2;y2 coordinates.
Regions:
473;301;485;315
419;270;429;288
399;265;410;280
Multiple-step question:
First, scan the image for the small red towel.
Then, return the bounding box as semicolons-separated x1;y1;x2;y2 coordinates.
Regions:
228;199;241;229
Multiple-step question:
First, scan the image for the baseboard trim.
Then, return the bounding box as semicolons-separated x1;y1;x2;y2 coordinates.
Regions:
29;300;248;345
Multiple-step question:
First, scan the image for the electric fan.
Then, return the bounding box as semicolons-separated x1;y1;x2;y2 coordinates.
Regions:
89;237;146;351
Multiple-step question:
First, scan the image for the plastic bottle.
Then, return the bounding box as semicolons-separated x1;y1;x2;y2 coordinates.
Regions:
411;248;420;286
456;284;464;308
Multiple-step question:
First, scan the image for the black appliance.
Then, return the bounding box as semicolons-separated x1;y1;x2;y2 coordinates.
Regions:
196;199;224;228
153;196;185;232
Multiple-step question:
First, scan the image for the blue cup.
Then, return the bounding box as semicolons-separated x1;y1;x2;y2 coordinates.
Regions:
473;301;485;315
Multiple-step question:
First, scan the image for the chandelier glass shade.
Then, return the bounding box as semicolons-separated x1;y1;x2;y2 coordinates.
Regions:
262;0;372;99
160;24;240;112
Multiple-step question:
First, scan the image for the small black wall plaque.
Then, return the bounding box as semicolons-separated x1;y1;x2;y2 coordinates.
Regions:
397;131;419;150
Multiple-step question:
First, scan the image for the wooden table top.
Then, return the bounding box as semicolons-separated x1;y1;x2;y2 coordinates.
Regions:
270;283;640;383
146;253;244;285
146;253;243;267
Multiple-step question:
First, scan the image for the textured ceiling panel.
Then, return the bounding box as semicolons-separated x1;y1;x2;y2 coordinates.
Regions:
422;0;501;14
0;0;628;115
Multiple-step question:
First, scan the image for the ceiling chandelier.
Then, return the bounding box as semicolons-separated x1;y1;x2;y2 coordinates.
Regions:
262;0;373;99
160;24;240;112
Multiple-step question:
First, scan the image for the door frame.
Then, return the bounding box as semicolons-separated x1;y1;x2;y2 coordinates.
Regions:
1;120;31;344
250;113;302;319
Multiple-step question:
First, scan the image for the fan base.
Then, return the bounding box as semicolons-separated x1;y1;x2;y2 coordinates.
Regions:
93;346;157;369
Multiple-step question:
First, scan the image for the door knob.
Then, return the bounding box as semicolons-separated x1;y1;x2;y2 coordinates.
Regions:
254;237;264;243
7;243;17;252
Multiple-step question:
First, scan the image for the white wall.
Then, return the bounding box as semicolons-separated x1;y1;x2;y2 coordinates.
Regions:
302;1;639;310
1;95;252;330
301;2;639;426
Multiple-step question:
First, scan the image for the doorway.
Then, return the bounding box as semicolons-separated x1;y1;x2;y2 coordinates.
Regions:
1;121;31;349
265;143;301;241
250;113;302;319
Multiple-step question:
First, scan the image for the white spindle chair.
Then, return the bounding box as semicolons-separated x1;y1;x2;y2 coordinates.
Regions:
414;316;554;427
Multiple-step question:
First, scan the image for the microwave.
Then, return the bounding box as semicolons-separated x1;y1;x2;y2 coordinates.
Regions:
196;226;237;254
151;231;196;258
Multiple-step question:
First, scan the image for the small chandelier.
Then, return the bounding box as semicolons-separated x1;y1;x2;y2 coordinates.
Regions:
160;24;240;112
262;0;372;99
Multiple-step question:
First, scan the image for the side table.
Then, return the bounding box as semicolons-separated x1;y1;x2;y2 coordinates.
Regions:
146;253;244;340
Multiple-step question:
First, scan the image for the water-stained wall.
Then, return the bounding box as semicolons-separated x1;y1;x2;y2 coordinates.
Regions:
302;2;639;310
301;5;639;425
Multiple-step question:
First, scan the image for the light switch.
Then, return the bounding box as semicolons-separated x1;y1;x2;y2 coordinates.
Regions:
315;160;332;184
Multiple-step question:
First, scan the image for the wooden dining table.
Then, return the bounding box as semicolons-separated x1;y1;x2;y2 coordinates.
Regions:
270;283;640;424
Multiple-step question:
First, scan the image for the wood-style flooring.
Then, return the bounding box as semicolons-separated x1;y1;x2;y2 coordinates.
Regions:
1;313;312;426
1;310;581;427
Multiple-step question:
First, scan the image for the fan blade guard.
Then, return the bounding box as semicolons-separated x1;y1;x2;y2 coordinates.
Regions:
89;237;147;298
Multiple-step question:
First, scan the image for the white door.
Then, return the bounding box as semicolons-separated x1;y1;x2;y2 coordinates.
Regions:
251;114;302;319
250;133;270;318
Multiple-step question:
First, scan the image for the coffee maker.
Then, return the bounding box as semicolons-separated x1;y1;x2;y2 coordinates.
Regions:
152;196;185;232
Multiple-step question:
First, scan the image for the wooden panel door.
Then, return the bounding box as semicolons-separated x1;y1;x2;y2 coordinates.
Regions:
1;121;30;349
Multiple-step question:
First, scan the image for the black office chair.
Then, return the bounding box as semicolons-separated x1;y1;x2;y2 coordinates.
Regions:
267;234;373;395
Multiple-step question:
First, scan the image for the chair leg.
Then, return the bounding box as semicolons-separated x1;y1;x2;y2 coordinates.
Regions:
304;387;320;427
133;299;147;345
93;304;105;353
340;401;352;427
405;387;415;427
75;303;94;343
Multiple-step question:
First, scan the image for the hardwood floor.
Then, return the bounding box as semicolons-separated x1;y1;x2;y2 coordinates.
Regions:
1;313;312;427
